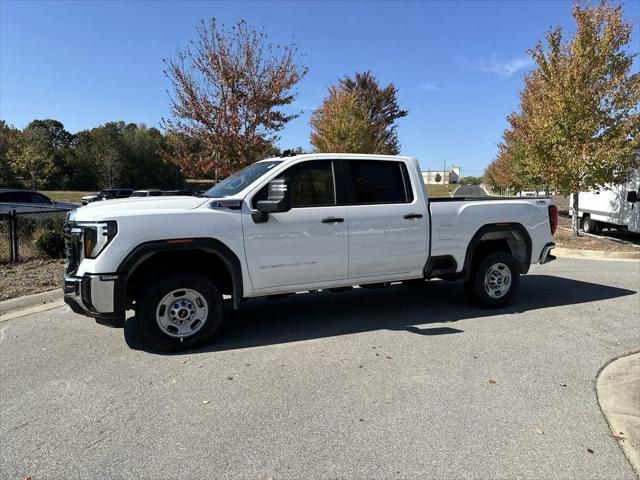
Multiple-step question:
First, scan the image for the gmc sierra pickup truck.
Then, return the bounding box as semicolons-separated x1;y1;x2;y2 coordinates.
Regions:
64;153;558;351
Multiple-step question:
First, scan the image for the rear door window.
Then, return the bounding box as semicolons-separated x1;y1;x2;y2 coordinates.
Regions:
346;160;412;204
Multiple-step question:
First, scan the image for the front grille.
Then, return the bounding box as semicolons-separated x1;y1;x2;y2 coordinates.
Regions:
64;222;82;275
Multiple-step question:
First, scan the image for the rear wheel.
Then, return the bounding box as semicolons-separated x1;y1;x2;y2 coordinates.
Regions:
136;272;223;352
465;251;520;308
583;215;601;235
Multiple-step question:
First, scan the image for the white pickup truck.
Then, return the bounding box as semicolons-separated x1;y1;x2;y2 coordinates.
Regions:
64;153;558;351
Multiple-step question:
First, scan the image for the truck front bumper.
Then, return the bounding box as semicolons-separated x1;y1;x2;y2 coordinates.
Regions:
63;273;126;321
539;242;556;265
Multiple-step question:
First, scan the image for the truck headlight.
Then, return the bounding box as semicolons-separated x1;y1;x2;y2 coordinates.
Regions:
81;221;118;259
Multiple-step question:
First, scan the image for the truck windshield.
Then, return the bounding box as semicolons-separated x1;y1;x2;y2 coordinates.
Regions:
203;161;282;198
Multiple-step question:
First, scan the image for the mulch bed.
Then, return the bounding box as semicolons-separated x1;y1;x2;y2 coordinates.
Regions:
0;258;64;302
554;227;640;252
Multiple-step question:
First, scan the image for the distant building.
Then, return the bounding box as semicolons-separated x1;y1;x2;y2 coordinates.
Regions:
422;166;460;185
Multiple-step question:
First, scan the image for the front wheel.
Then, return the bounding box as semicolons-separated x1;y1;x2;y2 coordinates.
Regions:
136;272;223;352
465;252;520;308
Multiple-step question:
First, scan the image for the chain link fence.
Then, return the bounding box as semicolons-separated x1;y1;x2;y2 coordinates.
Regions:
0;209;68;263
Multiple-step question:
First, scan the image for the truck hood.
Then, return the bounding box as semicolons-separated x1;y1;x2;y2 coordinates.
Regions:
75;196;211;221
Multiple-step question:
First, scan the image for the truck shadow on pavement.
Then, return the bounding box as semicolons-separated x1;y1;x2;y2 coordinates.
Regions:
123;274;636;354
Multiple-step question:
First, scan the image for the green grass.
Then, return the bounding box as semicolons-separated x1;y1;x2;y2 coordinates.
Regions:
41;191;94;204
185;179;215;194
426;184;454;197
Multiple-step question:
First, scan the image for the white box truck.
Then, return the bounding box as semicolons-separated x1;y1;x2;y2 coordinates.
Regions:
571;169;640;234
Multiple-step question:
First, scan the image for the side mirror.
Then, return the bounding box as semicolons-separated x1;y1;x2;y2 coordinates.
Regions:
626;191;638;203
252;178;291;223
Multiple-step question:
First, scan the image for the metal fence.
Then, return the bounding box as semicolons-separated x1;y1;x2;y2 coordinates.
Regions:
0;209;68;263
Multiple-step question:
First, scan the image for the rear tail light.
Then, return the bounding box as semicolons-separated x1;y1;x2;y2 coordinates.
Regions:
548;205;558;235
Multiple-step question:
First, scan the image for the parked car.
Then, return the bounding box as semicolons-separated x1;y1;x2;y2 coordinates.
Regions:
64;153;557;352
163;190;194;196
570;168;639;234
0;189;77;214
131;190;164;197
80;193;99;206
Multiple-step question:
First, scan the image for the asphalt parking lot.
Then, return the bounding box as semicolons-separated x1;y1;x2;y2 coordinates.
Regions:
1;257;639;479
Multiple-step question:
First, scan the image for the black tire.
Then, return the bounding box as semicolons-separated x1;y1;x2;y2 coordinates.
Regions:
464;251;520;309
583;216;601;235
136;272;223;352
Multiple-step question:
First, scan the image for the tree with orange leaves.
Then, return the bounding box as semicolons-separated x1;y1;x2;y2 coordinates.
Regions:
163;19;307;179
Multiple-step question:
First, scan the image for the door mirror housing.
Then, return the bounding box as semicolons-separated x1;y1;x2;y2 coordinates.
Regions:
626;191;638;203
252;178;291;223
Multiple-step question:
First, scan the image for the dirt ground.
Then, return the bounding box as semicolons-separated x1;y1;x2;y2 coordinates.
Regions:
0;258;63;302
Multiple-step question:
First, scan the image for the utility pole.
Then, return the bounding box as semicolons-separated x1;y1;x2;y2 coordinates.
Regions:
443;160;446;184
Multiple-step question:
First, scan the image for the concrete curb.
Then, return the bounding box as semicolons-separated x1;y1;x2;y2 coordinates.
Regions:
554;247;640;262
597;352;640;477
0;289;64;322
479;184;496;196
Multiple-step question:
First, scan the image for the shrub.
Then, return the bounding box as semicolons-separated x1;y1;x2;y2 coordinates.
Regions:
34;216;65;258
16;216;38;237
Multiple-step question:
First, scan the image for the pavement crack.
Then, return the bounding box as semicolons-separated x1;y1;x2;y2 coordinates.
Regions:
86;431;112;450
5;420;33;433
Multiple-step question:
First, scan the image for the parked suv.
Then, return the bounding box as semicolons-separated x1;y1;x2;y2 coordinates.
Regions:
64;153;557;352
99;188;134;200
131;190;164;197
80;189;135;205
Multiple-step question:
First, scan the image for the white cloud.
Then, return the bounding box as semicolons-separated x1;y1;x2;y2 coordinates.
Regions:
419;81;439;91
464;55;534;78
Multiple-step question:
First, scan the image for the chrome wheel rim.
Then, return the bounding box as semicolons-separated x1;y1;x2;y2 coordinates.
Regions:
484;262;511;299
156;288;208;338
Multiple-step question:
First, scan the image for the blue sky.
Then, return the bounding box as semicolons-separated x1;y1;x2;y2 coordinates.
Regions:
1;0;638;176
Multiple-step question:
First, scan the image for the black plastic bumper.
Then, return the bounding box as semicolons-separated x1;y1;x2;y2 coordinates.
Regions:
539;242;557;265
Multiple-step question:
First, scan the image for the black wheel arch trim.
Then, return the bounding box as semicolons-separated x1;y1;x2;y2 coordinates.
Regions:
117;238;244;309
462;223;532;281
424;255;458;279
